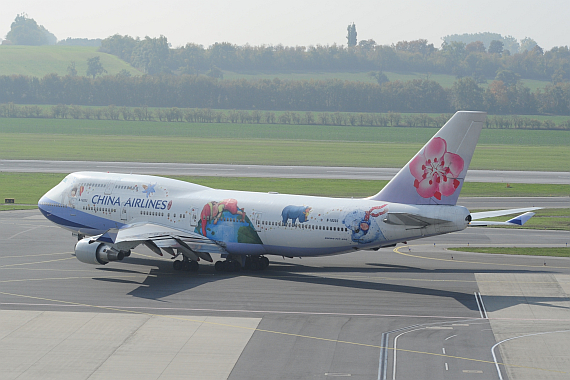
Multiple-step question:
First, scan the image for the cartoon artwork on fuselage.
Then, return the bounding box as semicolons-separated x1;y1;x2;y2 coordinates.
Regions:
142;183;157;198
342;204;388;244
196;199;262;244
60;176;80;208
281;205;312;225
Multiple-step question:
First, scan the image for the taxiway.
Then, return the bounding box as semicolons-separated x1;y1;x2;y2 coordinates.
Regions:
1;209;569;379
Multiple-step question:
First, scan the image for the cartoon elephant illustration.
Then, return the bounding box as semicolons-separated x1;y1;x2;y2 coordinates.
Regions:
282;205;312;224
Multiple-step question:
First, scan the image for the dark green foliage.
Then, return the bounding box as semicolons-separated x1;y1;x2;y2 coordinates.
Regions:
488;40;504;55
0;73;569;115
86;56;107;78
347;23;357;47
131;36;169;74
97;34;570;84
66;61;77;77
443;33;519;54
5;14;55;46
57;38;102;47
495;69;520;87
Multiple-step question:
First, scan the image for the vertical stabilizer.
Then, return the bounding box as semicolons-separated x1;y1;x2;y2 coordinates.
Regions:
370;111;486;205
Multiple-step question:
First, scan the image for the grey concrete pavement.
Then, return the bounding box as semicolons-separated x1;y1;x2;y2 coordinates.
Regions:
1;209;569;379
2;159;569;184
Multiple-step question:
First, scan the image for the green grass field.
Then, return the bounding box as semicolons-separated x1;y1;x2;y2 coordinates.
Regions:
1;173;568;207
447;247;570;257
0;46;141;77
1;117;569;146
0;131;568;171
469;208;570;231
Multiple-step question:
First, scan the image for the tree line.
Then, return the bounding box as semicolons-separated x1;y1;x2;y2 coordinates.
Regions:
1;102;568;130
99;35;570;83
1;73;569;115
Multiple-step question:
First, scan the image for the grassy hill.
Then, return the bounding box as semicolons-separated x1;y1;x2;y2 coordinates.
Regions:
0;45;552;91
0;45;141;78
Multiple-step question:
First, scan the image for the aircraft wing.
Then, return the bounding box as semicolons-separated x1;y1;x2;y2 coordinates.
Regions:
469;207;541;227
90;223;225;262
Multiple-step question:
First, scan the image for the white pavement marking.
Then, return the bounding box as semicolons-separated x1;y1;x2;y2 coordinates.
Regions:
492;330;570;380
0;310;260;380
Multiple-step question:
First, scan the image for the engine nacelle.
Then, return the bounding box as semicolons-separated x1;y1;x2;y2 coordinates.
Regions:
75;238;125;265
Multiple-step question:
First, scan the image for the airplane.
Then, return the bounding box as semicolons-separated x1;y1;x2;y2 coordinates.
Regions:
38;111;538;272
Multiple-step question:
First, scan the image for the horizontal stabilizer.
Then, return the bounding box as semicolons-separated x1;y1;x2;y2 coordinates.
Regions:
469;211;537;227
470;207;542;220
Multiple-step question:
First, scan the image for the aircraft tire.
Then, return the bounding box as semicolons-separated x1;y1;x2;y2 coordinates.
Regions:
229;260;241;272
215;261;225;272
260;256;269;269
189;260;199;272
173;260;182;271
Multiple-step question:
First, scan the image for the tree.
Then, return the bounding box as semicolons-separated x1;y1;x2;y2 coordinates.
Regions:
495;69;520;87
86;56;107;78
206;66;223;79
466;41;486;53
358;39;376;51
488;40;504;55
346;23;357;47
5;14;51;45
520;37;538;52
451;77;483;110
116;69;131;78
368;71;389;85
131;36;170;74
66;61;77;76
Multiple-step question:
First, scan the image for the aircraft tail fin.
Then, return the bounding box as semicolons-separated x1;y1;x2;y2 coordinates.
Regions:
369;111;486;205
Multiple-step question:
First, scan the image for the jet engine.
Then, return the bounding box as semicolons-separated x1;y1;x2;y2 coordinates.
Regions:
75;237;125;265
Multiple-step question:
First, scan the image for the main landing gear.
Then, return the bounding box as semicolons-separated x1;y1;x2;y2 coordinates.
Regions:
172;257;199;272
214;255;270;272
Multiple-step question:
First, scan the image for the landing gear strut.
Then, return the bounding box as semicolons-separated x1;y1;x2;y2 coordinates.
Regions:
173;257;199;272
214;255;269;272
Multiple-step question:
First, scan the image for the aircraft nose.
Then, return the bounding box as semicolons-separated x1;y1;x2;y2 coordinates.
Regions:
38;195;50;216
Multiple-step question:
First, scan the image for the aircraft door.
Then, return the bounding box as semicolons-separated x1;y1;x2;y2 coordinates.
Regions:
190;207;199;227
251;212;262;232
121;207;128;221
104;182;116;195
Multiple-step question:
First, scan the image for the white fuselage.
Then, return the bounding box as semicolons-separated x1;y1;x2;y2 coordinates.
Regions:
39;172;470;258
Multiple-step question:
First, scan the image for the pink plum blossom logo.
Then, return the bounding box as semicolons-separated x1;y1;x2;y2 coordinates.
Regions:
409;137;464;200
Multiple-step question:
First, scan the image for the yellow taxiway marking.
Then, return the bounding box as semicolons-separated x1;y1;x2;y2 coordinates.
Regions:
0;290;564;375
0;257;75;268
0;252;73;259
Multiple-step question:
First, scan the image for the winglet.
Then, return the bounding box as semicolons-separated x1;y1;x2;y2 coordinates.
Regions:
505;212;536;225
